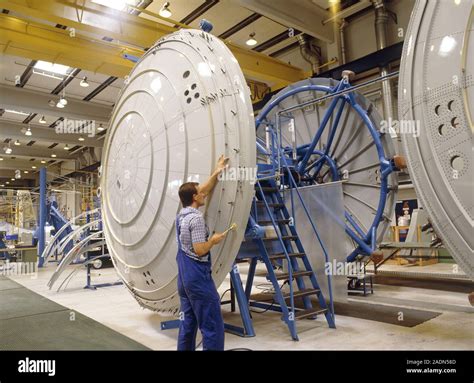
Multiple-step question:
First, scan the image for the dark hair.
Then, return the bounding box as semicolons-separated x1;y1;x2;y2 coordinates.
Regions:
178;182;199;207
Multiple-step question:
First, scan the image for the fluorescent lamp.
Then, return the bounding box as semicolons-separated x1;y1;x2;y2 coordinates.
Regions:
92;0;136;11
34;60;70;75
5;109;29;116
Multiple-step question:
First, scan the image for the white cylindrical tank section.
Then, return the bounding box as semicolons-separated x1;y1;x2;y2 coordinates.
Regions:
399;0;474;278
101;29;256;314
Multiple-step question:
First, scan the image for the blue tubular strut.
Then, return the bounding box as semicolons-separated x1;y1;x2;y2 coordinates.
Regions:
255;79;396;263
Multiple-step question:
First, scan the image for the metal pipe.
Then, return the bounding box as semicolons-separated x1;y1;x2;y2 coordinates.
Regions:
373;0;396;141
339;19;347;65
296;35;321;75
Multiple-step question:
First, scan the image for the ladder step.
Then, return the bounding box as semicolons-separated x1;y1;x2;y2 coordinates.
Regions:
268;252;305;260
282;288;320;300
272;270;313;280
263;235;298;241
258;219;291;225
295;308;328;320
255;202;284;208
258;187;279;193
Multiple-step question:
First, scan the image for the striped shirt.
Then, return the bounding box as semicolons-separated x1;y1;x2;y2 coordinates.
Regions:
176;207;210;262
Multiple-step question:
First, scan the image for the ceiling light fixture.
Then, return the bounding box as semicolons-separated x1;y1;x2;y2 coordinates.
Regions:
51;153;57;158
4;144;12;154
78;136;85;141
32;165;37;169
64;144;70;150
80;76;90;87
14;140;20;146
159;2;172;18
24;170;29;174
40;160;46;164
97;124;105;132
59;95;68;106
25;126;32;136
246;32;257;46
39;116;46;124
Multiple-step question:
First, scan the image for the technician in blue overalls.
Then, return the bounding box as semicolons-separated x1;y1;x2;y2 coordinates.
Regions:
176;155;229;351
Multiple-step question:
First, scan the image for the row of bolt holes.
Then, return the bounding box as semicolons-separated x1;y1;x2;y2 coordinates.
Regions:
183;71;199;103
435;101;459;136
435;101;464;171
142;271;156;285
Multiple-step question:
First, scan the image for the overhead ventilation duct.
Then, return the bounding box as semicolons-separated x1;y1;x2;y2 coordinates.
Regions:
297;34;322;75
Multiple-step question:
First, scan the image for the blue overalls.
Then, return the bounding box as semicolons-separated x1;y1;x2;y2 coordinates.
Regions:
176;214;225;351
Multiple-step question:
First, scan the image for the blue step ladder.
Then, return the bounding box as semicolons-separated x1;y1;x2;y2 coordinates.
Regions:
246;177;336;340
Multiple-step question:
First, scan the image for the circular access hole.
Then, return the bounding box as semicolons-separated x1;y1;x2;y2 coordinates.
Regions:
184;90;189;96
450;155;464;171
186;98;192;104
191;83;197;90
447;100;455;111
183;70;190;79
450;116;460;129
194;92;200;98
434;105;441;116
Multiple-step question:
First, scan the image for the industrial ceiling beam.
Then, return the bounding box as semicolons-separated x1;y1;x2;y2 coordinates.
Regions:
0;0;307;88
0;178;35;188
235;0;334;42
0;145;76;161
0;85;112;123
0;158;43;170
0;169;37;179
0;121;103;148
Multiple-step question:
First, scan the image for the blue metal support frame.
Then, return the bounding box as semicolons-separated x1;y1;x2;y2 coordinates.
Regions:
255;76;397;262
37;167;47;267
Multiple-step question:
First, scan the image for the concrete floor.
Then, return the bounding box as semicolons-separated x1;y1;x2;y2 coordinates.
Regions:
6;262;474;350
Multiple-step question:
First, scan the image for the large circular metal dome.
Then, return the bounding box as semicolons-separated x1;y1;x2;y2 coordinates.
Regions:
101;29;256;314
399;0;473;279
